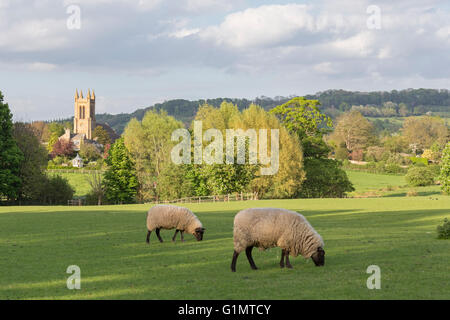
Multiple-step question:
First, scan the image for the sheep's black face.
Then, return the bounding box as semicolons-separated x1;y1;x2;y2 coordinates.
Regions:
311;247;325;266
194;227;205;241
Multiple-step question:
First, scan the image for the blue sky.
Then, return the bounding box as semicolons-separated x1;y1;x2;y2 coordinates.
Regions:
1;0;449;121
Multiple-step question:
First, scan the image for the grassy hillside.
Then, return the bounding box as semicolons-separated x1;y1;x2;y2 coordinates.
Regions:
0;197;449;299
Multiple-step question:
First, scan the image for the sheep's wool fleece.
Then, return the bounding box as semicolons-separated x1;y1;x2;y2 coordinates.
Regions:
233;208;324;258
147;205;202;234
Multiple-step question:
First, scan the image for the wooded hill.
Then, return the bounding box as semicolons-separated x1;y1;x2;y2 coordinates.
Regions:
62;88;450;135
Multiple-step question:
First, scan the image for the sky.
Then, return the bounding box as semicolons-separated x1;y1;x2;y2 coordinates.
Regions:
1;0;449;121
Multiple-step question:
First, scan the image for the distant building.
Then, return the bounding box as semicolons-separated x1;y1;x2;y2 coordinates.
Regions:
74;89;96;140
58;89;117;151
72;153;83;168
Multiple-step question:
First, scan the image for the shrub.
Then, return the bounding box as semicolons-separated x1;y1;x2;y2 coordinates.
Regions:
436;218;450;239
410;156;428;166
365;146;386;162
405;166;435;187
41;174;74;205
335;147;349;161
407;189;418;197
384;163;403;174
440;142;450;195
299;158;354;198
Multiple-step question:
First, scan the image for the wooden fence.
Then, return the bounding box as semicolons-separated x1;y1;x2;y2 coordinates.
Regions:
67;199;84;206
66;192;258;206
47;169;105;174
154;192;258;204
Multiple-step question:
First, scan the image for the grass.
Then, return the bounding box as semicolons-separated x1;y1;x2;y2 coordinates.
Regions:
0;197;449;300
47;171;92;197
346;170;406;193
345;170;442;198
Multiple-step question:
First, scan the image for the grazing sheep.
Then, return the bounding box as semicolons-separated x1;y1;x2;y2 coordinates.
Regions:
231;208;325;272
146;205;205;244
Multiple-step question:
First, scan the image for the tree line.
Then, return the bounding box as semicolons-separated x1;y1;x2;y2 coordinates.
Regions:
88;89;450;135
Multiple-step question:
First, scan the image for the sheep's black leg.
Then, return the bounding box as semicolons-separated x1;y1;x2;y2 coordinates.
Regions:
285;250;293;269
156;228;163;243
246;246;258;270
180;230;184;242
172;230;179;242
280;249;286;268
231;250;239;272
146;230;151;244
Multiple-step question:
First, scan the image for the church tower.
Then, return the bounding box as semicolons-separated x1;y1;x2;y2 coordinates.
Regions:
74;89;96;140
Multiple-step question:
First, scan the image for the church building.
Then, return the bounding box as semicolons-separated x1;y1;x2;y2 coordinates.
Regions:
59;89;105;151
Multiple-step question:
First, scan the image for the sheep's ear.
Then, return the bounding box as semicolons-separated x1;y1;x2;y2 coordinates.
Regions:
202;227;206;231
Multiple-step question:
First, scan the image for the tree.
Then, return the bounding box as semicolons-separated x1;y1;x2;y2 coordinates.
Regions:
86;171;104;205
93;125;111;146
47;133;59;153
332;110;376;151
50;139;75;158
42;174;74;205
270;97;353;198
227;103;305;198
298;158;354;198
440;142;450;195
0;92;24;200
402;116;449;150
103;138;138;204
12;123;48;202
270;97;332;140
30;121;50;142
123;110;184;201
48;122;65;137
79;142;101;162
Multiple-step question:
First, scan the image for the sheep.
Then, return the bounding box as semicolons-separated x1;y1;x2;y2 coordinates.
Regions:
146;205;205;244
231;208;325;272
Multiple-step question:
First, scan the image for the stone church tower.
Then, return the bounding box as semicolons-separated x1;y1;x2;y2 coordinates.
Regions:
74;89;96;140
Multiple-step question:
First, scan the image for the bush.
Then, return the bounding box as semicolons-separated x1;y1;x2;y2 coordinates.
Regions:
335;147;349;161
405;166;435;187
407;189;418;197
384;163;403;174
410;156;428;166
436;218;450;239
440;142;450;195
41;174;74;205
299;158;354;198
365;146;386;162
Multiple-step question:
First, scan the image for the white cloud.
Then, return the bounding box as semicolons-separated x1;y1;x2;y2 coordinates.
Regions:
169;28;200;38
200;4;315;48
0;19;68;52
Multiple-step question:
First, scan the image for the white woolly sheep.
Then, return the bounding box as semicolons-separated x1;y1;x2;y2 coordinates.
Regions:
231;208;325;272
146;205;205;243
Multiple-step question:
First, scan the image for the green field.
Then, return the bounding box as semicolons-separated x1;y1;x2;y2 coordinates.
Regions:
346;170;406;193
47;171;92;197
1;197;449;300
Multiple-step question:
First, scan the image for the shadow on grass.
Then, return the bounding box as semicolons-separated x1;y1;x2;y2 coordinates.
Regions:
383;190;442;197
